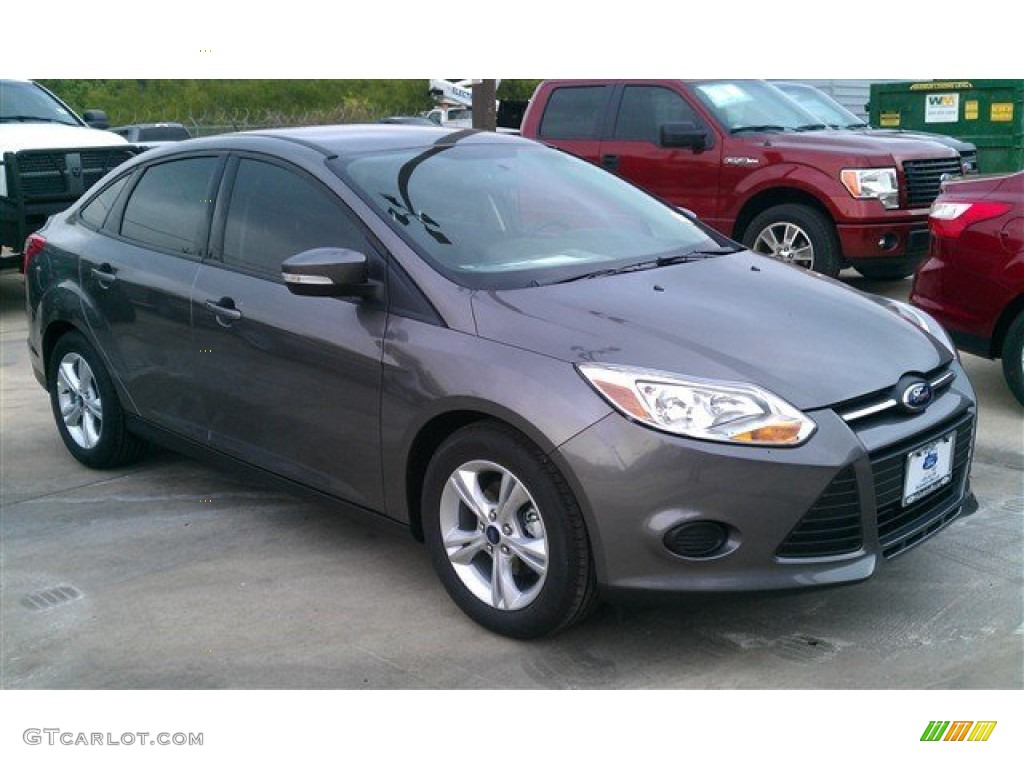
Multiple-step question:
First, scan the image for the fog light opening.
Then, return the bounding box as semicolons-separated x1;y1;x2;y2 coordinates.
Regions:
663;521;731;559
877;233;899;251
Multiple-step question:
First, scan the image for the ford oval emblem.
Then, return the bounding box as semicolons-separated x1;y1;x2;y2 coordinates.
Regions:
902;382;933;411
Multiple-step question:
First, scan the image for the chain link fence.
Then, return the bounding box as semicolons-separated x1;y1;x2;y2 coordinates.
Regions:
122;105;392;137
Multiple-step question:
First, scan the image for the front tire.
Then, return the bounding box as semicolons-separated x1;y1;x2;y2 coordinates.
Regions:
1001;312;1024;407
48;331;147;468
421;422;597;638
742;203;842;277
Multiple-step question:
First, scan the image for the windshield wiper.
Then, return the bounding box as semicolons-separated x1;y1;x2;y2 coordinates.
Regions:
731;125;789;134
0;115;75;125
795;123;829;131
551;246;739;284
845;122;868;129
659;246;742;262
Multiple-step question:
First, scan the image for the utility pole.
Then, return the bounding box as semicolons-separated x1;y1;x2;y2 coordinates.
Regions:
472;79;497;132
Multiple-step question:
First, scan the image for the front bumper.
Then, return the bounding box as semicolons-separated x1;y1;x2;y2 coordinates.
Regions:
555;363;977;594
835;219;931;261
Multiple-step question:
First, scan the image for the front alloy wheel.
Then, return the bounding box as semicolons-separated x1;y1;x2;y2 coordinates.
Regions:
742;203;842;277
439;460;549;611
422;422;597;638
750;221;815;269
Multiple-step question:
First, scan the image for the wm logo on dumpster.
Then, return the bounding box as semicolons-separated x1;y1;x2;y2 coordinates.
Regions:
921;721;997;742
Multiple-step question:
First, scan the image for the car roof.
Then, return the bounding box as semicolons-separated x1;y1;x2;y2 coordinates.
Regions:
160;124;534;158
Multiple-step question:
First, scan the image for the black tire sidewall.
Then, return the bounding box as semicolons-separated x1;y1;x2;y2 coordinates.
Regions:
421;424;590;639
48;331;130;468
1001;312;1024;407
743;203;841;277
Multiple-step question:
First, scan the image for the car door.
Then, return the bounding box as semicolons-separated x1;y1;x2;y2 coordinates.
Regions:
77;154;223;431
598;83;723;223
190;154;387;509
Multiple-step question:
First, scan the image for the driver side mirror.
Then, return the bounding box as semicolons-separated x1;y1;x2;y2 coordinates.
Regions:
660;122;708;151
282;248;376;298
82;110;110;130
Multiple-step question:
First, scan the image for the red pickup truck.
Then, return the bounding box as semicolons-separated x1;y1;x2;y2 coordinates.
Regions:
521;79;964;279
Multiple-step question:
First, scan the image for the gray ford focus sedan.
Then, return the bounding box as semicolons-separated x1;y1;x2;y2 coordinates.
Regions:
24;126;978;638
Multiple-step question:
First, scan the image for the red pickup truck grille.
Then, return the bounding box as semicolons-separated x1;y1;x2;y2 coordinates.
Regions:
903;157;963;208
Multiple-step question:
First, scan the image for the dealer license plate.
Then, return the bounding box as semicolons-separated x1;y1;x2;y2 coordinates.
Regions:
902;432;955;506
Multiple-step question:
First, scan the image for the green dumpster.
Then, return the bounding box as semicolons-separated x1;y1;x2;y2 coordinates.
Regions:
869;79;1023;174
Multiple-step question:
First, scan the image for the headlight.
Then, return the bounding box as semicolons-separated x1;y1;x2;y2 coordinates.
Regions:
840;168;899;209
577;364;816;447
886;300;959;358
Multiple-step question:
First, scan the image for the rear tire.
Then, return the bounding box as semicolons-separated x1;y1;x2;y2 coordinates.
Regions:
742;203;842;277
1001;312;1024;407
48;331;147;468
421;421;597;638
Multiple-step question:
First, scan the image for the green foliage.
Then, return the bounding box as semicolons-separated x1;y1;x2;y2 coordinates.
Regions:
36;79;542;127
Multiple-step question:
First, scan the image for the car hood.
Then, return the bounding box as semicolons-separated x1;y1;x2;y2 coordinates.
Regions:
865;129;975;153
735;129;959;166
0;123;128;151
471;253;952;410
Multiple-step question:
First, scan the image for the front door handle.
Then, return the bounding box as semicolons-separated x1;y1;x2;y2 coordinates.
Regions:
90;263;116;288
204;298;242;324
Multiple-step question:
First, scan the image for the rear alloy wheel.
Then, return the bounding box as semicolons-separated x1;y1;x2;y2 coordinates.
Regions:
1001;311;1024;407
48;332;147;468
421;422;597;638
743;203;842;277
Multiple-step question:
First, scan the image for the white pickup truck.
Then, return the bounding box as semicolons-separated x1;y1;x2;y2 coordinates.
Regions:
1;79;139;268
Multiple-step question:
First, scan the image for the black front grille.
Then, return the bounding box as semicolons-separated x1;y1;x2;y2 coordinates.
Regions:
903;157;963;207
16;152;68;197
776;467;863;558
871;412;974;558
14;148;139;202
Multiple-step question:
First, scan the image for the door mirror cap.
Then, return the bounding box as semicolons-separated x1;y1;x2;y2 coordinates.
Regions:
281;248;374;297
660;122;707;150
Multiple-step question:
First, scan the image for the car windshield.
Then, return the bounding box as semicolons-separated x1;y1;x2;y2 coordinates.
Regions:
691;80;825;133
0;81;82;127
774;84;867;129
333;139;722;289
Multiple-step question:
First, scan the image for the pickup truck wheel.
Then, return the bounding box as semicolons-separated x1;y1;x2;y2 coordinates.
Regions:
743;204;841;277
421;422;598;638
1001;312;1024;407
48;331;147;468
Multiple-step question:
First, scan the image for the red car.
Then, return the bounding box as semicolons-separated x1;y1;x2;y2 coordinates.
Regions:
910;171;1024;405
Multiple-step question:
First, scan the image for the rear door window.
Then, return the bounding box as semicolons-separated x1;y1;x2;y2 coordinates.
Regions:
539;86;610;140
120;157;219;255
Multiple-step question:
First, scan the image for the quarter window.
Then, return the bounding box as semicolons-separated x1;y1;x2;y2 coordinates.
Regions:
221;159;371;277
79;175;130;230
120;157;219;254
538;86;609;140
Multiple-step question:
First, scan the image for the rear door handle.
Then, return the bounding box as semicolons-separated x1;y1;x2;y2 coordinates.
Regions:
601;154;620;172
90;263;116;288
204;298;242;324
